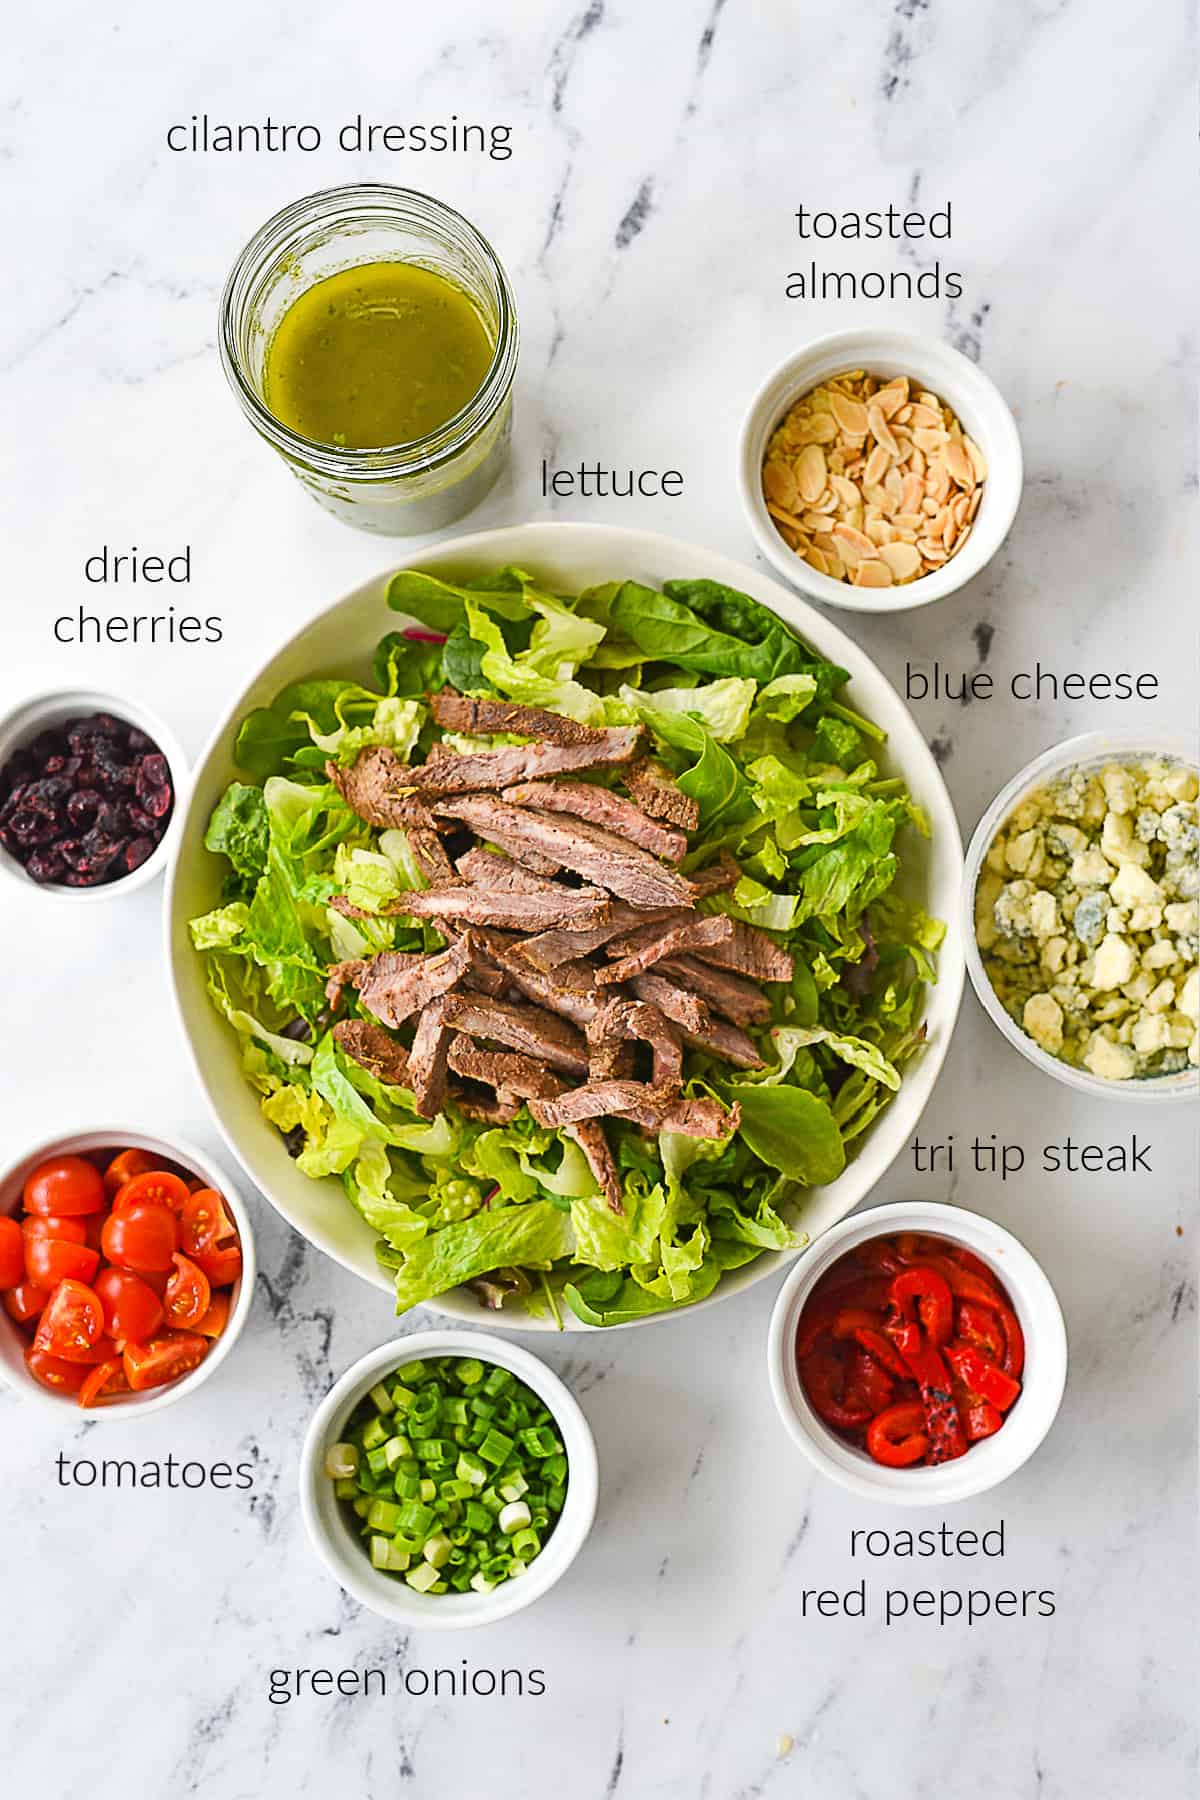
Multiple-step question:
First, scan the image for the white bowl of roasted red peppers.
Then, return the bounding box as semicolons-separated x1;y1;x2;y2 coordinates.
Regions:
0;689;185;897
767;1202;1067;1504
0;1128;254;1414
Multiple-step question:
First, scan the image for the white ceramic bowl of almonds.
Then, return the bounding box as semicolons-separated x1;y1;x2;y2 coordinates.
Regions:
739;329;1023;612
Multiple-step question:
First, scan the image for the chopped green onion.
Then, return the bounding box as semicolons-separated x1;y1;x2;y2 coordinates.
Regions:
325;1442;359;1479
368;1382;395;1415
498;1500;532;1535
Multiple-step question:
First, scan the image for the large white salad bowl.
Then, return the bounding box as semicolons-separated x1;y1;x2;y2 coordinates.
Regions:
165;523;964;1330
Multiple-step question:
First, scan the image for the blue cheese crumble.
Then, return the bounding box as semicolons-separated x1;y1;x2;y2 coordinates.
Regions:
976;757;1198;1080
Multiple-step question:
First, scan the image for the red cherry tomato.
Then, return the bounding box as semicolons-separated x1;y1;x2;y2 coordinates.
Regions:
25;1236;100;1289
25;1347;89;1394
194;1243;242;1287
4;1279;50;1325
112;1170;191;1216
193;1291;231;1338
180;1188;238;1258
866;1402;929;1467
102;1148;160;1198
101;1203;178;1275
32;1279;105;1361
23;1156;105;1217
123;1331;209;1392
22;1214;88;1245
0;1216;24;1289
93;1266;165;1345
164;1253;211;1330
78;1357;131;1408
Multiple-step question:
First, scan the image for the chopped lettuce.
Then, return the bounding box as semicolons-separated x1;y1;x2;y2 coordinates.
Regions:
192;565;941;1326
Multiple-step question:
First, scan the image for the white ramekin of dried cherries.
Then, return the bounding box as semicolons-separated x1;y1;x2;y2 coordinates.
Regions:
0;1128;254;1414
767;1202;1067;1505
0;689;186;899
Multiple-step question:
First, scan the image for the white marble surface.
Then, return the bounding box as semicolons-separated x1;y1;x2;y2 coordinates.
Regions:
2;2;1197;1795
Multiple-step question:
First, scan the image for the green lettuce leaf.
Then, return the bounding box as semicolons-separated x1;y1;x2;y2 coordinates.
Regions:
391;1201;576;1312
731;1085;846;1184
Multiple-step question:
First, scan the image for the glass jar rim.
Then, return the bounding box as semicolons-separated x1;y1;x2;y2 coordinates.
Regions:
219;183;518;480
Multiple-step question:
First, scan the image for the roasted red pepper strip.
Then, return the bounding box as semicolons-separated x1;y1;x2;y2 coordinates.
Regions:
919;1253;1002;1309
844;1347;895;1417
956;1299;1007;1365
795;1281;891;1356
832;1310;912;1380
866;1402;928;1467
945;1343;1021;1412
963;1400;1003;1441
996;1302;1025;1380
949;1244;1001;1286
898;1340;968;1462
889;1264;954;1348
799;1348;874;1430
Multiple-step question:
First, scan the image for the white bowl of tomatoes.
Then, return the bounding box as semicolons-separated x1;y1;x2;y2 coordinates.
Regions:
0;1128;254;1413
766;1202;1067;1505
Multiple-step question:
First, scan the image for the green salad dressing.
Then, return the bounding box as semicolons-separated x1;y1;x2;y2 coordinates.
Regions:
263;261;494;450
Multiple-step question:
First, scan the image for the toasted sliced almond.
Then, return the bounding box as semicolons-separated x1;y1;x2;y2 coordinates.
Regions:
964;435;988;482
867;404;900;457
967;488;983;521
801;411;840;445
763;461;799;510
944;440;974;489
864;443;892;486
892;511;925;532
853;559;893;588
879;540;922;581
796;443;827;504
804;546;829;576
912;426;947;454
829;473;860;509
900;472;924;514
802;509;830;530
766;500;806;530
833;522;876;559
830;393;869;437
907;402;941;429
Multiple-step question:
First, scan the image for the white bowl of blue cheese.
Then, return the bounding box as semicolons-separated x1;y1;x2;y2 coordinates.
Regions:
965;734;1198;1098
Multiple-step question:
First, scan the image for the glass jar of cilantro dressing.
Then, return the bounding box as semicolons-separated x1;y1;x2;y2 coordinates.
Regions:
220;185;518;535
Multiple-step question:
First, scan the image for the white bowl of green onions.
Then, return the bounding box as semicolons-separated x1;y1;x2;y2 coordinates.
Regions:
300;1330;599;1627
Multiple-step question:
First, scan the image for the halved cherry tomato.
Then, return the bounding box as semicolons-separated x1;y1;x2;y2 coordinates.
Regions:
78;1357;130;1408
23;1156;105;1216
112;1169;191;1216
25;1236;100;1289
33;1279;104;1361
194;1243;242;1288
799;1347;874;1430
956;1300;1007;1366
25;1346;89;1394
102;1148;160;1197
123;1331;209;1392
945;1343;1021;1413
193;1291;231;1338
866;1402;929;1467
22;1214;88;1245
4;1279;50;1325
101;1203;178;1275
140;1267;170;1298
889;1265;954;1348
0;1216;23;1289
180;1188;237;1258
164;1253;210;1329
93;1266;165;1345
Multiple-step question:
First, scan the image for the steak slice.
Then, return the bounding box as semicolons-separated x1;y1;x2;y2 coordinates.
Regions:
446;1036;565;1101
408;998;455;1117
369;885;612;933
567;1118;623;1213
683;1017;764;1070
597;914;736;986
455;846;563;894
692;921;795;984
501;780;687;862
434;797;694;909
656;955;771;1028
473;930;600;1030
440;993;589;1077
337;941;470;1029
333;1020;411;1088
429;692;615;746
628;971;711;1035
406;823;455;885
326;748;428;829
625;758;700;831
528;1081;738;1139
587;996;682;1087
517;905;689;972
687;853;743;898
401;730;642;795
453;1087;522;1125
